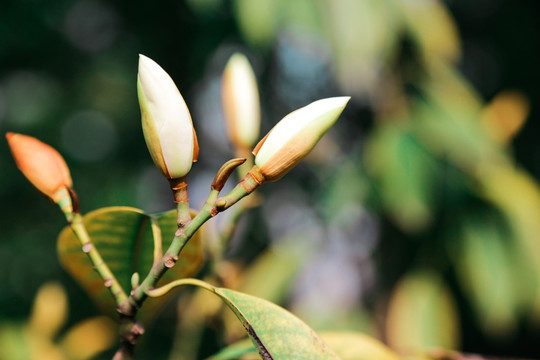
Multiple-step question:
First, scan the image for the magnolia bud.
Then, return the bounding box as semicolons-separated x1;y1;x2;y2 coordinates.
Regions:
138;54;199;179
6;132;73;203
222;53;260;150
253;96;350;181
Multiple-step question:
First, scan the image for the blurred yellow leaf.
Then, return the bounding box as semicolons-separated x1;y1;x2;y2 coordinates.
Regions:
321;332;402;360
481;90;530;144
28;282;68;340
386;270;460;352
239;244;302;303
395;0;461;63
27;337;65;360
477;164;540;322
413;60;506;173
59;317;117;360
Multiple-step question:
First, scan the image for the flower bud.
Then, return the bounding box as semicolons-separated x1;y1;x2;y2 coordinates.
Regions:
253;97;350;181
138;54;199;179
6;132;73;203
222;53;260;150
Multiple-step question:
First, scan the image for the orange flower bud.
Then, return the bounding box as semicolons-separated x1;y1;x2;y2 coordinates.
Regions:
6;132;73;203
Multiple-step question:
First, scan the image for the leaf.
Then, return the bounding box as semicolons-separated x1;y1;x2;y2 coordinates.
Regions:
222;243;305;341
152;280;340;359
325;0;400;95
385;270;460;351
28;282;68;340
364;124;436;232
412;60;505;174
59;317;117;360
457;217;519;338
234;0;278;48
396;0;461;63
478;164;540;323
481;90;530;144
209;331;402;360
57;206;203;323
239;244;303;305
207;338;257;360
319;332;401;360
0;323;31;360
216;287;340;360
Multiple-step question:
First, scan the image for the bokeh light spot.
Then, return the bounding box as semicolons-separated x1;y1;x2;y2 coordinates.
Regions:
63;0;120;52
61;110;117;162
2;71;61;128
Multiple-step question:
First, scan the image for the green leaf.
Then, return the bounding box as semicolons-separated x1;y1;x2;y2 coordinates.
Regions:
364;124;436;232
209;332;402;360
207;338;256;360
0;323;30;360
216;287;339;359
152;279;340;359
221;243;305;342
457;217;519;338
57;206;203;323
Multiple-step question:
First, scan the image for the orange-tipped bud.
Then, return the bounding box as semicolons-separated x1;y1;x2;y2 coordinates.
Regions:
6;132;72;203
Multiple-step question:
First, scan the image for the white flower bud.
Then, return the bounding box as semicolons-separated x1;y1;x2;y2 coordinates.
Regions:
253;97;350;181
222;53;261;150
137;54;199;179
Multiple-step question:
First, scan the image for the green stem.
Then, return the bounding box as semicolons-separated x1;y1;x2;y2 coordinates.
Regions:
130;189;219;306
147;277;216;297
216;166;265;212
169;176;191;228
114;166;265;359
69;213;129;308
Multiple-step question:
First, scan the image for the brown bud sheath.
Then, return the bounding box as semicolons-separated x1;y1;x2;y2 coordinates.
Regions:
6;132;73;203
211;158;247;191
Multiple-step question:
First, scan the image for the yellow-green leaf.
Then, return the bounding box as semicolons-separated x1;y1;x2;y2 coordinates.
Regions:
209;331;402;360
57;206;203;323
216;287;340;359
395;0;461;63
386;270;460;351
364;124;435;232
155;279;340;359
457;218;519;338
320;332;401;360
207;338;257;360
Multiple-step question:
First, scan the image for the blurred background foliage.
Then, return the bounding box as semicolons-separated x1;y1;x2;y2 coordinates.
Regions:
1;0;540;358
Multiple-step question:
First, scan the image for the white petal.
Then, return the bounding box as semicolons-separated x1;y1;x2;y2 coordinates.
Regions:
255;96;350;167
138;54;195;178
